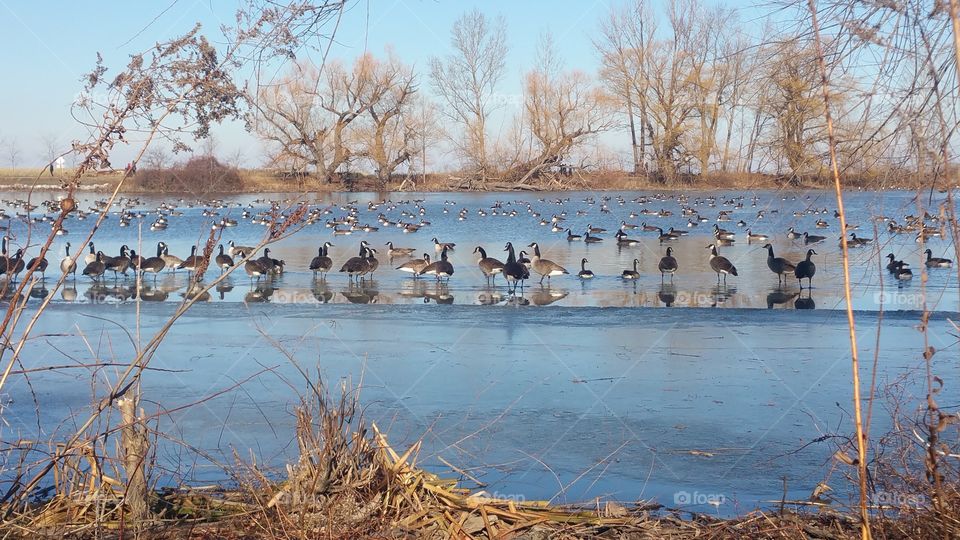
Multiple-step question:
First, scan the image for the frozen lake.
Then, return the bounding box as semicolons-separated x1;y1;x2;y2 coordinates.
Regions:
0;189;955;514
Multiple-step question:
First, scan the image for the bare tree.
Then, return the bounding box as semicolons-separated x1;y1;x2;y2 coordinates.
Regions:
4;137;20;169
39;133;60;168
429;8;508;180
144;146;170;169
353;53;418;187
512;33;615;183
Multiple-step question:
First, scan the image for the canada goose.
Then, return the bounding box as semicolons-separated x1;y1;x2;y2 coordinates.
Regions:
763;244;796;285
106;245;131;278
363;247;379;278
621;258;640;279
3;249;24;280
803;232;826;245
255;248;276;274
128;249;144;271
894;261;913;281
786;227;801;240
502;242;528;292
340;245;371;281
385;241;416;258
84;242;97;265
27;250;48;280
885;253;899;273
924;249;953;268
160;243;183;272
713;224;736;241
178;246;201;274
655;228;675;243
432;237;456;252
139;243;166;280
707;244;738;284
215;244;235;273
614;230;641;246
566;229;582;241
243;258;268;282
527;242;568;284
746;230;769;243
576;258;595;279
309;242;334;276
474;246;505;284
397;253;431;277
82;251;106;281
658;247;678;282
620;220;638;230
228;240;254;259
583;231;603;243
419;246;454;282
586;224;606;234
844;233;872;248
795;249;817;289
60;242;78;278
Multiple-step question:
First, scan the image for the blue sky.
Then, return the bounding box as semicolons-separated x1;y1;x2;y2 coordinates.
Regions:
0;0;763;169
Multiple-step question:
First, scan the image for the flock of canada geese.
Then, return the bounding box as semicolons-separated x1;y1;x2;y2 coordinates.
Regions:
0;192;954;305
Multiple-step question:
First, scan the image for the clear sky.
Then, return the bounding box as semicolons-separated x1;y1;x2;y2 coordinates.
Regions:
0;0;764;170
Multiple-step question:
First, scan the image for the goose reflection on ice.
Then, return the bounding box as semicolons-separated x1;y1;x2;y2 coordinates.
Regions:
138;284;169;302
710;285;736;307
477;286;505;305
342;282;377;304
795;290;815;310
658;284;677;307
423;283;454;304
766;289;799;309
311;277;334;304
245;283;274;303
529;287;568;306
216;280;235;300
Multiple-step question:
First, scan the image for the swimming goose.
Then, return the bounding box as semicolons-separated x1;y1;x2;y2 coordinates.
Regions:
583;231;603;243
386;241;416;258
432;237;456;252
621;258;640;279
502;242;529;292
786;227;801;240
566;229;582;242
419;246;454;282
60;242;78;278
309;242;334;276
885;253;900;273
215;244;235;273
658;247;678;282
397;253;431;277
707;244;738;284
139;243;166;280
474;246;505;284
763;244;796;285
844;233;872;248
586;224;606;234
803;232;826;245
795;249;817;289
614;230;641;246
746;230;769;243
655;228;675;243
82;251;106;281
713;224;736;241
577;258;594;279
527;242;568;284
894;261;913;281
924;249;952;268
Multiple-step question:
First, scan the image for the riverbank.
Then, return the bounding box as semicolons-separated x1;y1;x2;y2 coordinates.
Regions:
0;167;946;194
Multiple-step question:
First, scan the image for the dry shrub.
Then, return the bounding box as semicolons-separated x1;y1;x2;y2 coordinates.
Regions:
135;156;242;192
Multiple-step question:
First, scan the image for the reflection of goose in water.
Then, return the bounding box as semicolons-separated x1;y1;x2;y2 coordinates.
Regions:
28;287;49;300
397;279;428;300
423;284;454;304
529;287;568;306
766;290;799;309
244;284;274;303
138;284;169;302
341;283;377;304
658;284;676;307
182;283;211;302
709;284;737;307
795;290;815;310
84;284;111;303
216;280;235;300
476;287;505;305
61;285;78;302
311;278;334;303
